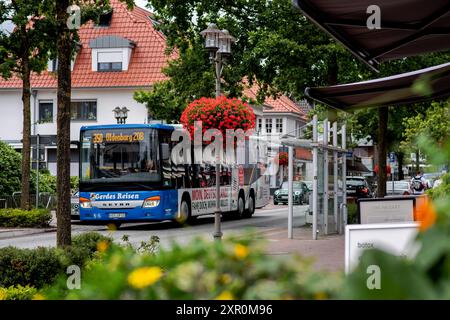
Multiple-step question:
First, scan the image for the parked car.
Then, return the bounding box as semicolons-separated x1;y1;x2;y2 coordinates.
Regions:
386;180;411;196
71;191;80;220
346;176;373;199
303;180;313;192
423;172;441;188
274;181;310;205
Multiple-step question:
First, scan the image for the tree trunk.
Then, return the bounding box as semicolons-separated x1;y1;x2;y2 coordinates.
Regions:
398;152;404;181
376;107;388;197
20;55;31;211
56;0;72;247
327;52;338;86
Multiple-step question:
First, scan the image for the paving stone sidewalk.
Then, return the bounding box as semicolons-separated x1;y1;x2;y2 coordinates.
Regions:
263;226;345;273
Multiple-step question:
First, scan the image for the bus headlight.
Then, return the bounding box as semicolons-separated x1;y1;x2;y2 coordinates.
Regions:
79;197;92;209
143;196;160;208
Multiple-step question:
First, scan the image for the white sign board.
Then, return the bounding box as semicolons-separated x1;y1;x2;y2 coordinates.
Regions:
358;198;415;224
345;223;419;274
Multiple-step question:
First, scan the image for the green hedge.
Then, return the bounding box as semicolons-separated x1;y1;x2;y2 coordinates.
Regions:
0;233;112;289
0;208;52;228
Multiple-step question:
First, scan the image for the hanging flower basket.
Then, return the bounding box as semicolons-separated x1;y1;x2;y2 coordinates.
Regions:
275;152;289;166
180;96;256;144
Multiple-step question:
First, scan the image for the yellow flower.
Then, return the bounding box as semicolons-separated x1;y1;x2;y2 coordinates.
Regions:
96;240;109;253
234;243;249;260
0;290;6;300
215;291;234;300
314;292;327;300
219;273;232;285
128;266;163;289
32;293;46;300
107;223;118;232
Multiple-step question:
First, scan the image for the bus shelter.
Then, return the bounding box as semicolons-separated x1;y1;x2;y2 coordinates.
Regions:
281;116;348;240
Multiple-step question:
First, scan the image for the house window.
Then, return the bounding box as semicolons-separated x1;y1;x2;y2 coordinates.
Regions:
98;62;122;71
275;118;283;133
257;118;262;133
38;101;53;123
97;51;123;72
71;101;97;121
265;118;273;134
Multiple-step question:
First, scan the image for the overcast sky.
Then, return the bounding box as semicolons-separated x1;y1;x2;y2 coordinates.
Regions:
135;0;148;9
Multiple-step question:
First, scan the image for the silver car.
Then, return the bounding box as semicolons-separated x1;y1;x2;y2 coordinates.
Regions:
386;181;411;196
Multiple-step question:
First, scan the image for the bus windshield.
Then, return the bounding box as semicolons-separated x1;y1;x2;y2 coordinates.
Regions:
80;128;160;185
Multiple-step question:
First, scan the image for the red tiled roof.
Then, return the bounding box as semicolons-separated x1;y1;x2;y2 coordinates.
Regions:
243;82;308;119
0;0;175;89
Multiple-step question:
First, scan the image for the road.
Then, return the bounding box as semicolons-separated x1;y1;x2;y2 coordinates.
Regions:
0;205;309;249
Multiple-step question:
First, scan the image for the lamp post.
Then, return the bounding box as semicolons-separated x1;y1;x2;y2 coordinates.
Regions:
200;23;236;241
113;107;130;124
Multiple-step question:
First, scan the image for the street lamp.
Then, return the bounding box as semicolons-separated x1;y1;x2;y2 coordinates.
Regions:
113;107;130;124
201;23;236;241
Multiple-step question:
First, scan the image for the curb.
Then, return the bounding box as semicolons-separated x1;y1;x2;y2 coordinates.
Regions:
0;228;56;240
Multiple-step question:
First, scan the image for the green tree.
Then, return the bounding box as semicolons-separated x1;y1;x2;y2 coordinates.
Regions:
0;141;22;195
40;0;134;247
0;0;54;210
401;101;450;170
136;0;368;121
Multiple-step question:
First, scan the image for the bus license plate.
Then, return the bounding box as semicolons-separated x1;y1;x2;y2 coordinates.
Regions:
109;213;126;219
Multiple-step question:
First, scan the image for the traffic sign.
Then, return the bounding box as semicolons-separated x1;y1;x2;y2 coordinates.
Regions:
389;152;396;163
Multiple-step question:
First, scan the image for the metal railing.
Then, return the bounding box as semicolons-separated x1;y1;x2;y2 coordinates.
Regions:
0;192;56;209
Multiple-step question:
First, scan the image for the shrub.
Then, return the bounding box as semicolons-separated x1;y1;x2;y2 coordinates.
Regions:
30;171;57;194
72;232;112;257
44;235;341;300
0;141;22;195
0;246;63;288
0;285;37;300
0;232;111;289
0;208;52;228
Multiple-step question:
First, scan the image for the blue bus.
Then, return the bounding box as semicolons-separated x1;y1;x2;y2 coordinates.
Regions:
78;124;269;227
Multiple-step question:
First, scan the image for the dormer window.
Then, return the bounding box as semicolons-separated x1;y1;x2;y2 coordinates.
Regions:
89;35;136;72
97;51;123;72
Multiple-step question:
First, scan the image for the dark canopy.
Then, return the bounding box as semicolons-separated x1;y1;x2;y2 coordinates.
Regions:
293;0;450;71
306;62;450;111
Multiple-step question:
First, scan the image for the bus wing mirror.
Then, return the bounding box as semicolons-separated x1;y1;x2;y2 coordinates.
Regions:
161;143;170;161
71;141;80;149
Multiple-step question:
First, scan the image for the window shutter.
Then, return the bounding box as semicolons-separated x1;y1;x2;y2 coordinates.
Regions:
97;51;122;63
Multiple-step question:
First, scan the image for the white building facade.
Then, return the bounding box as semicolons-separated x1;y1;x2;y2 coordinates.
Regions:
0;1;172;176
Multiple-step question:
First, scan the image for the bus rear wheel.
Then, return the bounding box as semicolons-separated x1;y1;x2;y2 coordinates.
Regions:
174;199;191;226
243;193;255;218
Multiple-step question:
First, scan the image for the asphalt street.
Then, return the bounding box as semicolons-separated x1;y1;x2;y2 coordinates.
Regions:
0;205;309;249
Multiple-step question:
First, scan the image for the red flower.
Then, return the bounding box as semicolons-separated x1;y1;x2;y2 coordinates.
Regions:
180;97;256;144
